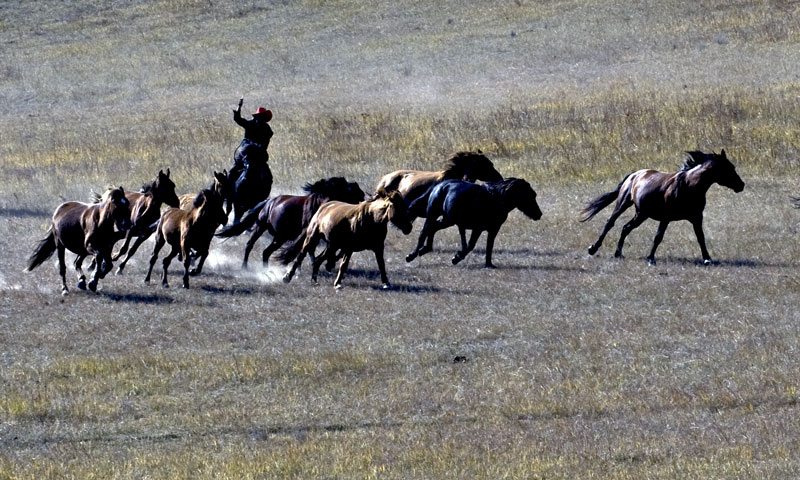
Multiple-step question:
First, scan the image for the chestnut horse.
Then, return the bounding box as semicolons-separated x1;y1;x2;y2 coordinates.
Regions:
405;178;542;268
104;169;180;275
375;151;503;219
144;189;228;288
582;150;745;265
280;189;413;289
216;177;365;269
25;187;132;294
179;170;232;215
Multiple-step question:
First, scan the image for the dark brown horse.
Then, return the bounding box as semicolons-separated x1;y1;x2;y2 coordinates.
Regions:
179;170;232;215
144;189;228;288
582;150;745;265
375;151;503;218
216;177;365;269
405;178;542;268
105;169;180;275
280;189;413;289
25;187;132;294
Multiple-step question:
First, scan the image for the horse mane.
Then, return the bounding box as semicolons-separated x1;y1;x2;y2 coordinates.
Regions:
90;185;118;204
441;151;490;179
483;177;517;196
681;151;711;171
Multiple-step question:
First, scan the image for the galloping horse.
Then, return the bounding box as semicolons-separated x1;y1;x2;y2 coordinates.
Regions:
230;160;272;223
375;151;503;218
405;178;542;268
179;170;232;216
144;189;228;288
25;187;132;294
582;150;745;265
105;169;180;275
280;189;413;289
216;177;365;269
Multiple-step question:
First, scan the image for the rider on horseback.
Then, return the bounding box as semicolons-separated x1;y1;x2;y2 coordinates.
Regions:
231;98;273;185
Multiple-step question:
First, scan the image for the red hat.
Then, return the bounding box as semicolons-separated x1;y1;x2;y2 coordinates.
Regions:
253;107;272;121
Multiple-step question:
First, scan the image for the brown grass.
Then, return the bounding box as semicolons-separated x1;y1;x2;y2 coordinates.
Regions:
1;0;800;478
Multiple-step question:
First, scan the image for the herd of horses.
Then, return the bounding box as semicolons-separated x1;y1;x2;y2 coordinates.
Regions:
25;148;749;294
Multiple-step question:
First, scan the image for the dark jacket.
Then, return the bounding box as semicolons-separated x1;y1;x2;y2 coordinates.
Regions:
233;110;273;149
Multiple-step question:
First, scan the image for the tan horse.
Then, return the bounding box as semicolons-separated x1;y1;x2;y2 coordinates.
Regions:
144;189;228;288
375;151;503;218
582;150;745;265
25;187;132;294
280;189;413;289
106;169;180;275
179;170;232;214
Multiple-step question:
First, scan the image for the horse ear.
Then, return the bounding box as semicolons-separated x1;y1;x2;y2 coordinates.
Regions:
721;149;727;158
166;168;170;177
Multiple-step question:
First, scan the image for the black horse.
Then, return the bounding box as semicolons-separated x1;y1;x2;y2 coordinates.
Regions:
217;177;365;269
229;159;273;223
405;178;542;268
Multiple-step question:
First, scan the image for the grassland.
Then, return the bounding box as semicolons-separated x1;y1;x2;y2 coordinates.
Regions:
1;0;800;478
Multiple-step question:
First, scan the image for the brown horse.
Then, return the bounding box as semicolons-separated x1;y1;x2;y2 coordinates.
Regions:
582;150;745;265
104;169;180;275
144;189;228;288
179;170;232;214
216;177;366;269
375;151;503;218
280;189;413;289
25;187;132;294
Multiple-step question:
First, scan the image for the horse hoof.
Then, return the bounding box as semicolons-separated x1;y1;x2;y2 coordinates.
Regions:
282;275;292;284
405;253;416;263
703;258;712;266
614;251;624;259
647;258;656;266
87;281;98;292
451;255;462;265
77;279;87;290
189;269;199;276
485;263;497;269
182;283;189;289
61;288;69;296
588;245;598;255
381;283;390;290
162;282;169;289
334;283;343;290
114;268;124;276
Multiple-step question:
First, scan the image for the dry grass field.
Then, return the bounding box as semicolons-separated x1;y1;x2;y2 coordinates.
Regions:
2;0;800;478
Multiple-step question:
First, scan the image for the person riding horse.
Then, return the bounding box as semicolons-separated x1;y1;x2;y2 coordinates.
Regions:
230;98;273;185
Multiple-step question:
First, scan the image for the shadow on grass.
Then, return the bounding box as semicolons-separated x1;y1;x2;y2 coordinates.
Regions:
199;284;257;295
101;292;174;304
0;207;51;218
659;256;798;269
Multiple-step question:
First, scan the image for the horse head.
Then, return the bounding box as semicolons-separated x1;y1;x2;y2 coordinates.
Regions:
711;150;745;193
448;151;503;183
195;189;229;228
377;188;413;235
105;186;133;231
154;169;180;208
507;178;542;220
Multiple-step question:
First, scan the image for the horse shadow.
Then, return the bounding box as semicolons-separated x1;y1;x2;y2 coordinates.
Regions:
659;256;797;269
101;291;175;304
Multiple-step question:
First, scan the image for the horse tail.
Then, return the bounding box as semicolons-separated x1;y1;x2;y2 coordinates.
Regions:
216;198;267;238
25;227;56;272
408;183;438;219
277;230;307;265
581;173;631;222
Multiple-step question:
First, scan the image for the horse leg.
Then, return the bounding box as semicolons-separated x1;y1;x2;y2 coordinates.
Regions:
115;234;146;275
88;251;111;292
451;226;470;264
311;247;328;283
588;198;632;255
484;228;499;268
406;217;449;262
333;251;352;289
58;244;69;295
144;233;165;284
452;229;483;265
74;254;87;290
646;220;670;266
160;246;179;288
614;213;647;259
692;217;712;265
242;223;268;269
112;232;133;261
190;251;207;276
374;246;390;289
283;233;318;283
